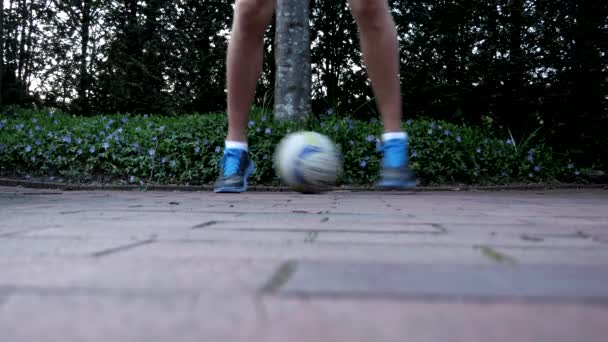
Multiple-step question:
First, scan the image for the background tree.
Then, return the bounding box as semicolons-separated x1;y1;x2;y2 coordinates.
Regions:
0;0;605;166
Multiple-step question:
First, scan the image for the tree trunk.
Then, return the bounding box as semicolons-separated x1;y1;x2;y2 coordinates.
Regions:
274;0;311;121
23;7;35;91
0;0;5;106
78;0;91;114
22;1;34;94
17;0;27;83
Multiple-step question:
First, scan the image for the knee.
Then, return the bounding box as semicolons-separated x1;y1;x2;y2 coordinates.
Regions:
349;0;386;28
233;0;274;34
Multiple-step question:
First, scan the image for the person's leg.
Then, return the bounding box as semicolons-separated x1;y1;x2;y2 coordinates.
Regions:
348;0;415;189
215;0;275;193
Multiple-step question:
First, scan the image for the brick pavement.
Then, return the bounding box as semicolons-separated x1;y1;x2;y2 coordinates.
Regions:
1;186;608;341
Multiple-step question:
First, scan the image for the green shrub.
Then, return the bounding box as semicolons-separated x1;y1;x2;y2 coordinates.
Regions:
0;108;585;186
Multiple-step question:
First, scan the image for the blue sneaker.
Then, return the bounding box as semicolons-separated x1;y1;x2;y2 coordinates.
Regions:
377;138;416;189
214;148;254;193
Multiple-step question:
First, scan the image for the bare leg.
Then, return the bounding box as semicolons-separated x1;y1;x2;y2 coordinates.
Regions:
348;0;403;133
226;0;275;142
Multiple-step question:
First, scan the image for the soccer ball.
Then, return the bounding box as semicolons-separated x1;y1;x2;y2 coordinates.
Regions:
273;131;343;193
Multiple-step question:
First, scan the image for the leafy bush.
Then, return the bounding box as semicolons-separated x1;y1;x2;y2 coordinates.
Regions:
0;108;585;186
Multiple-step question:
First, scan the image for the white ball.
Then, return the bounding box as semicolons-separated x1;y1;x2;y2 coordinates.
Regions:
273;131;343;193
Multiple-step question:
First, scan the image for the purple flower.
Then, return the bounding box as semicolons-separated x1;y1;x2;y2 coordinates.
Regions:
215;146;221;153
104;124;110;130
35;125;41;131
35;140;41;146
102;142;110;149
348;120;354;129
406;119;413;125
77;149;82;155
534;165;541;172
411;151;418;158
506;139;513;145
32;118;38;123
15;124;24;130
349;140;355;145
143;114;149;119
62;135;72;143
429;123;435;129
438;139;443;144
501;171;509;177
76;138;82;144
248;120;255;127
159;126;165;132
117;128;123;134
366;135;375;142
333;124;339;131
444;129;451;136
49;111;54;118
161;157;167;164
121;117;129;124
265;128;272;134
476;147;482;153
456;136;462;142
148;149;156;157
376;139;382;151
0;122;4;129
194;146;201;154
527;155;534;162
0;144;5;151
28;130;34;138
360;160;367;168
326;108;333;116
256;127;261;133
129;175;136;183
575;170;581;176
89;146;95;154
203;139;209;146
132;143;140;150
53;119;58;125
108;119;114;125
113;135;120;142
261;115;267;122
151;136;157;142
25;145;32;152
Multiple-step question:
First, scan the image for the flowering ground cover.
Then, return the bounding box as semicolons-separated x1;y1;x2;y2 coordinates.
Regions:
0;108;585;187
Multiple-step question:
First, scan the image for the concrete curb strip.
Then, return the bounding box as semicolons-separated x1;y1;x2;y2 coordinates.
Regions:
0;177;606;192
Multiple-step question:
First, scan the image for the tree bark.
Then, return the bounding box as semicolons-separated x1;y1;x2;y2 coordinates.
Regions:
0;0;5;106
17;0;27;83
274;0;311;121
78;0;91;114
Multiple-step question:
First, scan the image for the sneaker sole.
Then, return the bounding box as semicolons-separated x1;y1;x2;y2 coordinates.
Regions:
377;179;417;190
213;162;255;193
